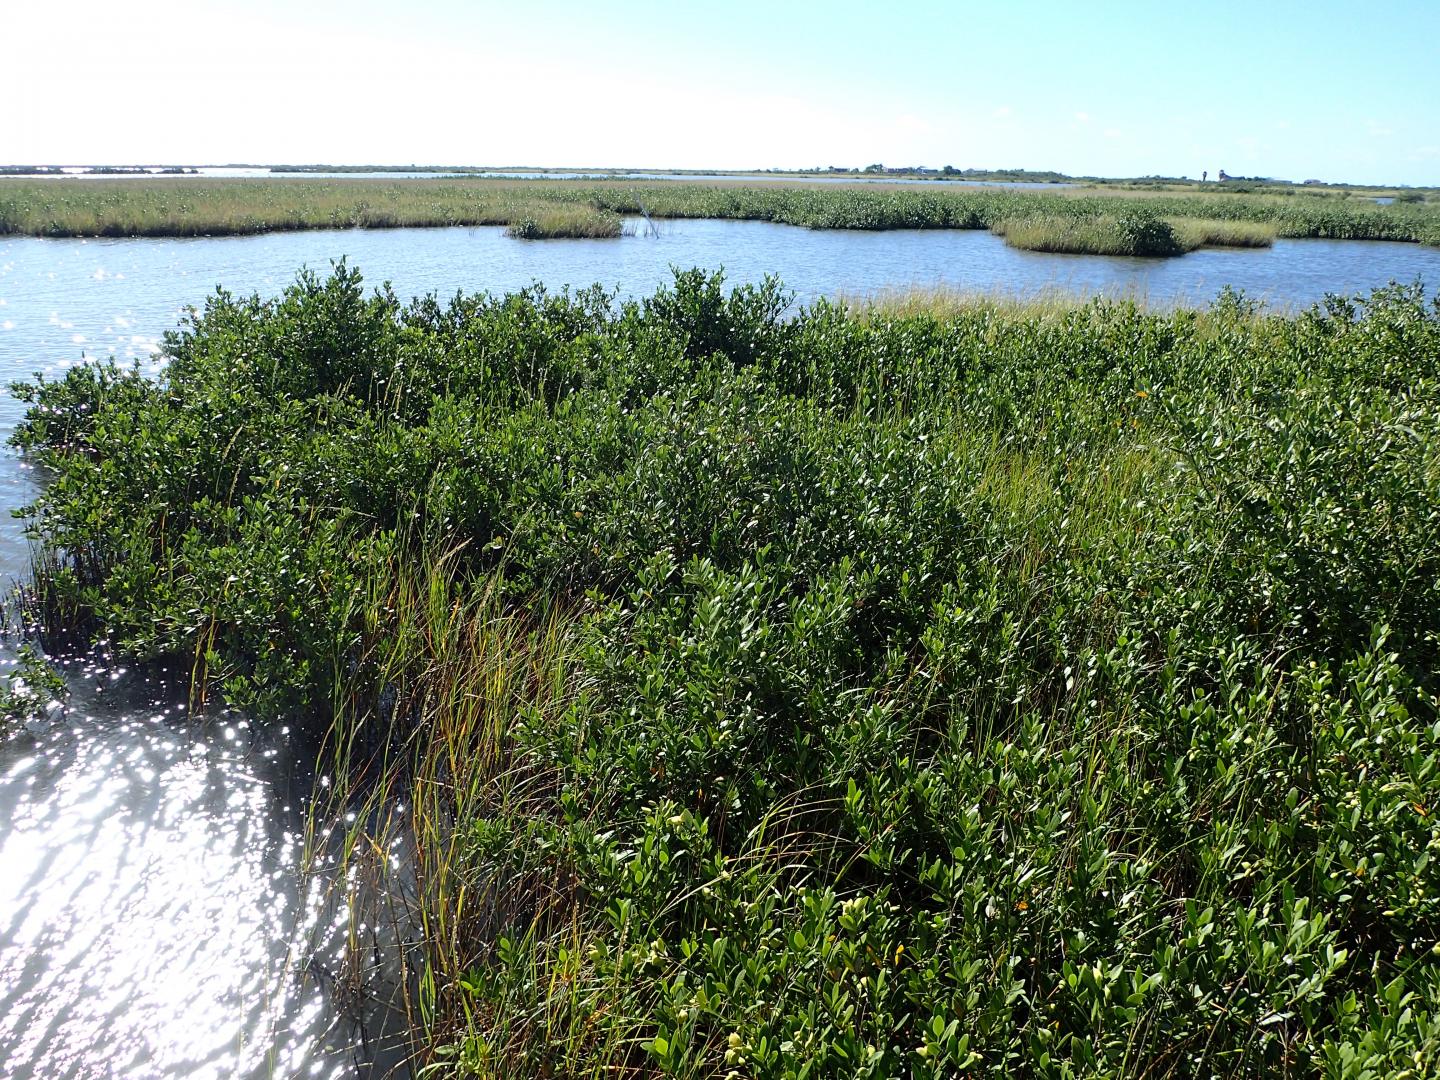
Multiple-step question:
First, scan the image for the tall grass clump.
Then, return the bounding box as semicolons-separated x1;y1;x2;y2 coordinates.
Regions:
840;286;1105;324
12;265;1440;1077
505;205;623;239
993;211;1186;256
1169;217;1279;249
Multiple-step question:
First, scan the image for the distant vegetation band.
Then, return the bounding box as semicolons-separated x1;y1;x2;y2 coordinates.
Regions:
1;178;1435;251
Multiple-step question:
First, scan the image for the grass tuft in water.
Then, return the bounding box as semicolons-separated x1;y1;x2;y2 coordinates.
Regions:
505;206;623;239
992;211;1186;256
1169;216;1279;249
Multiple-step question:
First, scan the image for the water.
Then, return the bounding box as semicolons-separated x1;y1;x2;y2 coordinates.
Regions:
0;660;409;1080
0;217;1437;1078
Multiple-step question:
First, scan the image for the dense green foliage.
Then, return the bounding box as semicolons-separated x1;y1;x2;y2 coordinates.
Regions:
1;177;1437;247
14;267;1440;1077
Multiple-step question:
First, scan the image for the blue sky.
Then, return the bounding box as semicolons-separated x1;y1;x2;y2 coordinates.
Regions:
9;0;1438;184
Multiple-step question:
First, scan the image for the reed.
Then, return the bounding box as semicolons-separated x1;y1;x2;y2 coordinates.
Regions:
840;285;1107;322
992;212;1186;256
1169;217;1278;249
839;283;1280;322
297;532;577;1067
505;206;623;239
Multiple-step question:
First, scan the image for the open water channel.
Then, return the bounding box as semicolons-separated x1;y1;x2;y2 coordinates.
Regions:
0;218;1436;1078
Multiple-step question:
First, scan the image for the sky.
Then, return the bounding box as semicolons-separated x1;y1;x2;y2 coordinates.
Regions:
7;0;1438;186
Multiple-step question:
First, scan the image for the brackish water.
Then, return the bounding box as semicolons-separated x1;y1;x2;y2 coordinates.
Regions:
0;217;1436;1078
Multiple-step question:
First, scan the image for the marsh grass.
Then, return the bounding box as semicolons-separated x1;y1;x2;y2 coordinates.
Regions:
839;283;1291;323
505;206;623;239
292;531;580;1070
992;212;1186;256
3;177;1438;247
0;178;619;240
832;283;1266;324
1169;217;1279;249
993;213;1277;256
840;285;1108;323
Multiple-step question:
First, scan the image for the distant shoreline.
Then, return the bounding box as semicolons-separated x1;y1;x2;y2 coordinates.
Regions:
0;163;1432;193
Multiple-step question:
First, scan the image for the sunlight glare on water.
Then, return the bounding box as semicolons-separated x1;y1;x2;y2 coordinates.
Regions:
0;656;384;1080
